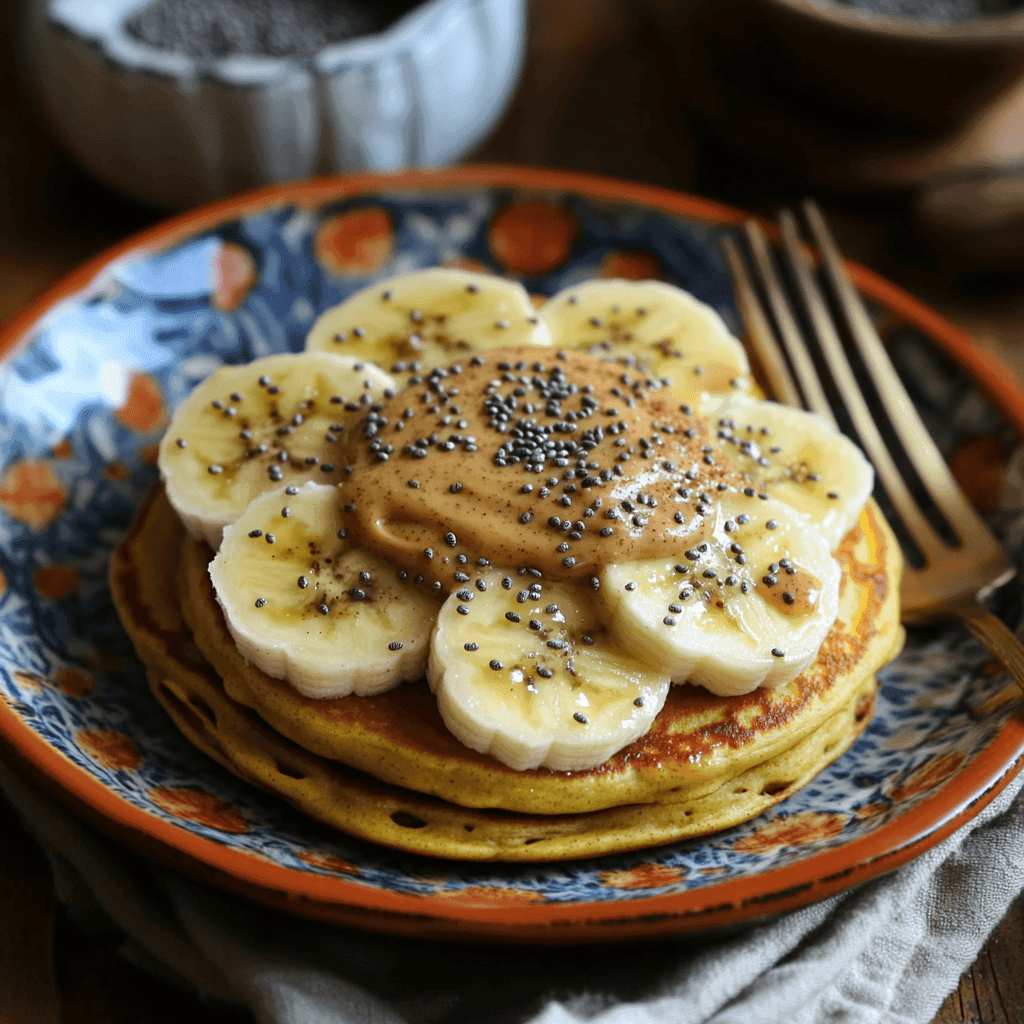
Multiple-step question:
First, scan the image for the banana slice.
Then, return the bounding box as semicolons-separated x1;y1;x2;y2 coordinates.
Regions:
210;482;441;698
601;494;840;696
540;279;750;404
158;351;395;549
428;570;671;772
305;268;551;385
699;394;874;551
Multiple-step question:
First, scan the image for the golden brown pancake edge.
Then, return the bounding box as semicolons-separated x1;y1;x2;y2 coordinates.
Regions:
112;485;904;825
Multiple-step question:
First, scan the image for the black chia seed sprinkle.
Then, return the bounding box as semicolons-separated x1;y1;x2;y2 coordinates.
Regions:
126;0;414;60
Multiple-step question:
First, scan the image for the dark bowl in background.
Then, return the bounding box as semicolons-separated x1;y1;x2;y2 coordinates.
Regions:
640;0;1024;196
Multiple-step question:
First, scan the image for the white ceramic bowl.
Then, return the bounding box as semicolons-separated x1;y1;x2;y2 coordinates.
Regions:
24;0;526;209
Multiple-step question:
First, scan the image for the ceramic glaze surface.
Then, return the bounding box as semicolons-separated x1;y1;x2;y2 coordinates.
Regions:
1;178;1022;929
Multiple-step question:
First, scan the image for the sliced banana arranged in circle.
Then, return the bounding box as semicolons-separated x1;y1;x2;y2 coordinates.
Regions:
600;494;841;696
428;570;671;772
158;351;395;549
539;278;750;404
305;267;551;386
700;394;874;551
158;263;881;778
210;482;441;698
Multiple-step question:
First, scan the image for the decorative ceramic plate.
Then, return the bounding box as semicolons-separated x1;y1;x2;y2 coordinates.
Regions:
2;167;1023;943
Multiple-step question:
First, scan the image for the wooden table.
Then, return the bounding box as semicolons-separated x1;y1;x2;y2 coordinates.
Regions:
2;1;1023;1020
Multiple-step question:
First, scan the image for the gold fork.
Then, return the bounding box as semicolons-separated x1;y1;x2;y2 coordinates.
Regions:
722;200;1024;691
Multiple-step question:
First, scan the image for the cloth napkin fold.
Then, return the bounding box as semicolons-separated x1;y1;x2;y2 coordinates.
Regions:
2;755;1023;1024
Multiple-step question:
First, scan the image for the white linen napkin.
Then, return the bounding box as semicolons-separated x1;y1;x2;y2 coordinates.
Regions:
2;752;1023;1024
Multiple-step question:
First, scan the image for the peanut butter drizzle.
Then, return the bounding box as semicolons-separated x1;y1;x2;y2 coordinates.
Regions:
758;564;822;617
256;515;348;627
341;347;749;588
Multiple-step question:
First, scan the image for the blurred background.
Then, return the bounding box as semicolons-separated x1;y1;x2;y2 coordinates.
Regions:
3;0;1024;1021
8;0;1024;367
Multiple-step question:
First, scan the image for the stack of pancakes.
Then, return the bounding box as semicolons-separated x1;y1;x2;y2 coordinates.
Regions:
111;484;903;862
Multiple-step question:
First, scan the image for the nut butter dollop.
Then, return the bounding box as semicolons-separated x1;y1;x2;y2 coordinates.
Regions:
342;347;746;588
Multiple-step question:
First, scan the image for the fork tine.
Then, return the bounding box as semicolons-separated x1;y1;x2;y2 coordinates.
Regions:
740;222;838;430
773;210;952;563
801;199;997;550
720;234;804;410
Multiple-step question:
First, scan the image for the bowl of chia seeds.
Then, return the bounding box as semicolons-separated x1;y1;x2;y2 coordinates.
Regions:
24;0;526;209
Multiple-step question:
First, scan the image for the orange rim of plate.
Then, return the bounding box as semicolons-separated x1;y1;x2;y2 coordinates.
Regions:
1;164;1023;943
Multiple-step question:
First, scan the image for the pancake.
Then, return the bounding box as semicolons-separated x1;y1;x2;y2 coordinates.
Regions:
145;659;876;861
110;484;903;859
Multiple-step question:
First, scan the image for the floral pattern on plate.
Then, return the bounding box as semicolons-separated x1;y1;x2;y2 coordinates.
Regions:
1;180;1022;922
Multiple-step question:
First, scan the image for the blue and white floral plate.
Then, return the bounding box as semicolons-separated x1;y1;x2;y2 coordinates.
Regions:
2;167;1023;942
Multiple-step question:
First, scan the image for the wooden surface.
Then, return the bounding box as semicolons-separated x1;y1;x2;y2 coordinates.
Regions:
2;0;1024;1021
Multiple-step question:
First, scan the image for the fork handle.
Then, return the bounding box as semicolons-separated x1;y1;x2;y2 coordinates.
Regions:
959;602;1024;697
